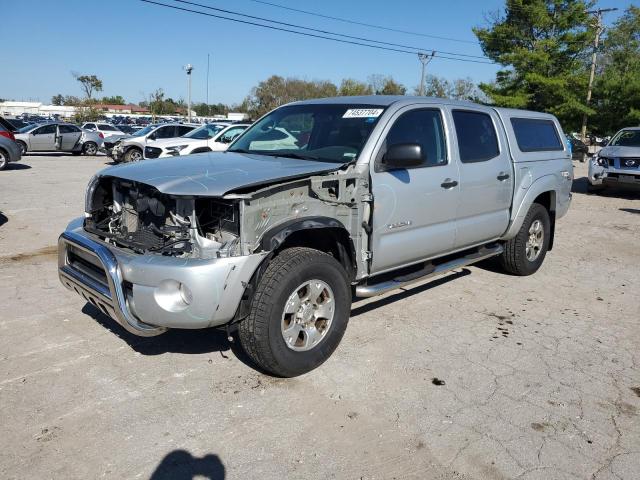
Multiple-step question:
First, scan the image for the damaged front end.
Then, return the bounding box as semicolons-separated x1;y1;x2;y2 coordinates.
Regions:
84;176;242;259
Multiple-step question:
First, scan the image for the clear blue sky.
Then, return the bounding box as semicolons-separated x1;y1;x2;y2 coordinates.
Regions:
0;0;628;106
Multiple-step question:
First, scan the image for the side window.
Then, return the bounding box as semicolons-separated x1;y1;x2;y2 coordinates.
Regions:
155;126;175;139
383;109;447;168
58;125;80;134
85;123;96;130
98;124;117;131
34;124;57;135
218;127;246;143
177;125;193;136
452;110;499;163
510;118;563;152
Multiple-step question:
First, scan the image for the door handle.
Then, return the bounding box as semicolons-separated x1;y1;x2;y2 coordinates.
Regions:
497;172;510;181
440;179;458;189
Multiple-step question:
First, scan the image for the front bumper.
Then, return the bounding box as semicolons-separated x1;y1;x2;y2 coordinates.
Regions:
589;160;640;188
58;218;266;336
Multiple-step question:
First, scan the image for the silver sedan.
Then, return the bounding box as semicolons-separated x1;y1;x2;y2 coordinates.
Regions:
14;122;104;156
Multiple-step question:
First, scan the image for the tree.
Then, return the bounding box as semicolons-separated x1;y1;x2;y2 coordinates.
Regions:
474;0;594;131
51;94;65;106
590;6;640;134
416;75;482;101
338;79;373;96
101;95;126;105
73;73;103;100
367;74;406;95
243;76;338;118
148;88;166;117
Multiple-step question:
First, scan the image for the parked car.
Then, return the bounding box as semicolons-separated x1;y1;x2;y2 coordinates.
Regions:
110;123;196;162
0;116;17;142
58;96;572;376
588;127;640;192
81;122;126;139
4;118;31;130
115;124;138;135
144;123;249;159
567;135;589;161
14;122;103;155
0;135;22;170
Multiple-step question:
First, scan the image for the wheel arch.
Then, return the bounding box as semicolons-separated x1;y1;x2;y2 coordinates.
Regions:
503;174;558;249
190;147;212;154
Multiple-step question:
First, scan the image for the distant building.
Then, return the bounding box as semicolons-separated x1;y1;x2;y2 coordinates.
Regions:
0;101;76;118
95;104;150;114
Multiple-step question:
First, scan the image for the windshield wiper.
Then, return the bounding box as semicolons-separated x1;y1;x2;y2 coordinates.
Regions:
227;148;251;154
274;152;321;161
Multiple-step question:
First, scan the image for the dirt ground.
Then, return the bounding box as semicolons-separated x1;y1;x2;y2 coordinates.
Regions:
0;154;639;480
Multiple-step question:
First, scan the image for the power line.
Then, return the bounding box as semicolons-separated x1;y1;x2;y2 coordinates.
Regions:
139;0;496;64
244;0;479;44
172;0;490;60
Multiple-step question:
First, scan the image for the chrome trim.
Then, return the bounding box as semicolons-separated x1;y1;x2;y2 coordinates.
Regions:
58;230;166;337
355;245;503;298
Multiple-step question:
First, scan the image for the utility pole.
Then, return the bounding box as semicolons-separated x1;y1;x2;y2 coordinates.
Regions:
184;64;194;122
418;51;435;96
206;53;210;118
580;7;618;142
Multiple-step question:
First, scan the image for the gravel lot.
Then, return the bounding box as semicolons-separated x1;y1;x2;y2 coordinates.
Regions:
1;154;639;480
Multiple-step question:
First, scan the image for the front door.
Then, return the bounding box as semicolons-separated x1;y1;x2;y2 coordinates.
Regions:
370;106;459;274
450;109;513;249
57;124;82;151
30;124;57;151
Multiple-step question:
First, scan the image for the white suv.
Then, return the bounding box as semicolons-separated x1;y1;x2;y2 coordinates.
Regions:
144;123;249;159
81;122;125;140
110;123;197;162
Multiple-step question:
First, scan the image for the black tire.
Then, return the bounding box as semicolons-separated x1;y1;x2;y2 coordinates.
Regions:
238;247;351;377
124;147;142;162
16;141;27;156
0;149;8;170
71;151;82;156
82;142;98;156
499;203;550;276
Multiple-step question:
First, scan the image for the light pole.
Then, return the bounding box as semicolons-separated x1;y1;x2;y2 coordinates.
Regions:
184;63;193;122
418;51;435;96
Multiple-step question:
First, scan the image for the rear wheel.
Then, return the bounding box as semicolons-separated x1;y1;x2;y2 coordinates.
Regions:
0;149;8;170
82;142;98;156
238;247;351;377
124;147;142;162
16;141;27;156
499;203;550;276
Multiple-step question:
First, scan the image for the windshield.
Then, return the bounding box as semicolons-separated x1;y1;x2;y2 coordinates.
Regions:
184;123;226;139
228;104;386;163
609;129;640;147
131;125;155;137
18;124;39;133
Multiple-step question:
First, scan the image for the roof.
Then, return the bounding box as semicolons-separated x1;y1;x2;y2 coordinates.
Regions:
96;104;149;112
289;95;479;108
0;101;43;107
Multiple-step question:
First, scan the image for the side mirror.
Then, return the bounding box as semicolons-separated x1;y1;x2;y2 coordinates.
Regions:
147;133;156;141
381;143;424;169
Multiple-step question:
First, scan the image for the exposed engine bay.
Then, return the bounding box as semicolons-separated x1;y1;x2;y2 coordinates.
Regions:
84;177;240;258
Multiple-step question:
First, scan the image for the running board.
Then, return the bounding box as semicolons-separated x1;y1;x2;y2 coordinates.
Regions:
355;244;503;298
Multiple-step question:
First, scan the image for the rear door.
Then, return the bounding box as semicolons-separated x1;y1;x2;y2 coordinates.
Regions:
30;124;57;151
450;108;513;249
370;105;459;273
58;124;82;151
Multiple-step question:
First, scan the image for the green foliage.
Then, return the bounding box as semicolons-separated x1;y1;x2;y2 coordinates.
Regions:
51;94;64;106
590;6;640;134
101;95;126;105
338;79;373;96
193;102;229;116
474;0;595;131
367;74;406;95
73;73;103;99
417;75;484;101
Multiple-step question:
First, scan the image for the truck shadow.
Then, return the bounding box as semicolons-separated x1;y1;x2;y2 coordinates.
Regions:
572;176;639;199
350;269;471;317
0;212;7;227
81;303;263;370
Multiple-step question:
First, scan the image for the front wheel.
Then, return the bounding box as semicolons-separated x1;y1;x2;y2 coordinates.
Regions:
238;247;351;377
0;149;7;170
124;148;142;162
82;142;98;156
499;203;550;276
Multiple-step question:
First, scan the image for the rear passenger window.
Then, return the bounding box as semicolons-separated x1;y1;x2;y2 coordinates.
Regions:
177;125;193;136
452;110;499;163
510;118;563;152
384;109;447;167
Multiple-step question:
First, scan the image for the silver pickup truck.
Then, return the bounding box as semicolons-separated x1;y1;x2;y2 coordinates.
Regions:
58;96;573;376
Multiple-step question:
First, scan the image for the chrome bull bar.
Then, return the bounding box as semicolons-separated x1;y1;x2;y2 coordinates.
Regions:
58;230;166;337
